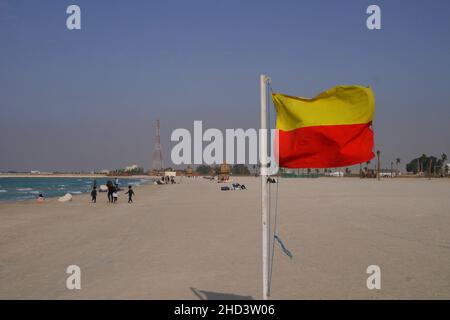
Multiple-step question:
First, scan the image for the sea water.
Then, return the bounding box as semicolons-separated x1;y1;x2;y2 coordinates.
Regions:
0;177;152;202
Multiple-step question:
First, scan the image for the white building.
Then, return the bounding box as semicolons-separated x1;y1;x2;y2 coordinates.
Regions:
125;164;139;172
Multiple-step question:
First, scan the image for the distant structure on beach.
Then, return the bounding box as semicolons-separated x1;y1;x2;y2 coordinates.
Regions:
186;165;193;177
125;164;139;172
218;163;230;182
152;120;163;171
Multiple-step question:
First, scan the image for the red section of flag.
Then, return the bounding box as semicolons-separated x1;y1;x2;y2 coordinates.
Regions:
277;123;374;168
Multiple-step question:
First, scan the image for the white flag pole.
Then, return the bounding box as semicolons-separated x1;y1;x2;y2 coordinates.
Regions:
260;74;270;300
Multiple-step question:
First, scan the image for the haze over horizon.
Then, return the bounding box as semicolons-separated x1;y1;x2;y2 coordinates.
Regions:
1;0;449;172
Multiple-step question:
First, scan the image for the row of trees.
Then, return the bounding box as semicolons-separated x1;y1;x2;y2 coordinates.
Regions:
406;153;448;175
152;152;448;177
195;164;251;176
111;167;145;175
359;152;449;177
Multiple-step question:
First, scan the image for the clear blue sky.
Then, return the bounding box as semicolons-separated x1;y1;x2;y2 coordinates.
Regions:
1;0;449;171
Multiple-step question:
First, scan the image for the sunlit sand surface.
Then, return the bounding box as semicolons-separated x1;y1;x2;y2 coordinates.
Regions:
1;177;449;299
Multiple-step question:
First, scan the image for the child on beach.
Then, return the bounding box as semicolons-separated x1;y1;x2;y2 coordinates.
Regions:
91;186;97;203
36;193;44;203
112;191;118;203
125;185;134;203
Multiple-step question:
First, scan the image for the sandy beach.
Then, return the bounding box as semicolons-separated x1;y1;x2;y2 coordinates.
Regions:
1;177;450;299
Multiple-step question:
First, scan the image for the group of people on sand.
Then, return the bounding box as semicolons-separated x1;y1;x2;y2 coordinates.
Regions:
157;175;175;184
90;178;135;204
34;178;136;204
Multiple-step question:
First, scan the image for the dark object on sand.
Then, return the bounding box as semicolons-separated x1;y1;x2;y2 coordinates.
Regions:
220;186;230;191
267;177;277;183
232;183;247;190
91;187;97;203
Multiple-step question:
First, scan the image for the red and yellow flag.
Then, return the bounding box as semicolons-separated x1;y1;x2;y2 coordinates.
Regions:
272;85;375;168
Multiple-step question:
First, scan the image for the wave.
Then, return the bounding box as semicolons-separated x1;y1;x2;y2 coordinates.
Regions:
0;190;7;193
17;188;33;191
68;191;83;194
16;195;35;200
29;191;40;194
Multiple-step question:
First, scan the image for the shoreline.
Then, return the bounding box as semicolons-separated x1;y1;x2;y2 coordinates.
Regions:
0;174;155;179
0;176;155;204
0;181;153;207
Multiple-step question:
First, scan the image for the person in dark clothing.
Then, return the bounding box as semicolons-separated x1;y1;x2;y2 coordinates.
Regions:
91;186;97;203
106;180;114;203
125;185;135;203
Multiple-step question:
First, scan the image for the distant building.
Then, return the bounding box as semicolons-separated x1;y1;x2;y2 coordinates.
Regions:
327;171;344;177
125;164;139;172
380;172;395;178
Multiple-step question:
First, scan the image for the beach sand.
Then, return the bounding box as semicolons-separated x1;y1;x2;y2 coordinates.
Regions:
1;177;450;299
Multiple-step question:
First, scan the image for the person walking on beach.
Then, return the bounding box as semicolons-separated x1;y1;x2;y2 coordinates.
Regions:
125;185;135;203
91;186;97;203
114;177;119;190
106;180;114;203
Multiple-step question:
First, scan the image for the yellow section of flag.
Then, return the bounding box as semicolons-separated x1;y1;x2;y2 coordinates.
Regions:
272;85;375;131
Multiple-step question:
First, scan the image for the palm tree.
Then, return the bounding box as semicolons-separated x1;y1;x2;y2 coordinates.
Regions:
420;154;427;173
441;153;448;176
428;157;433;180
376;150;381;180
390;161;394;178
